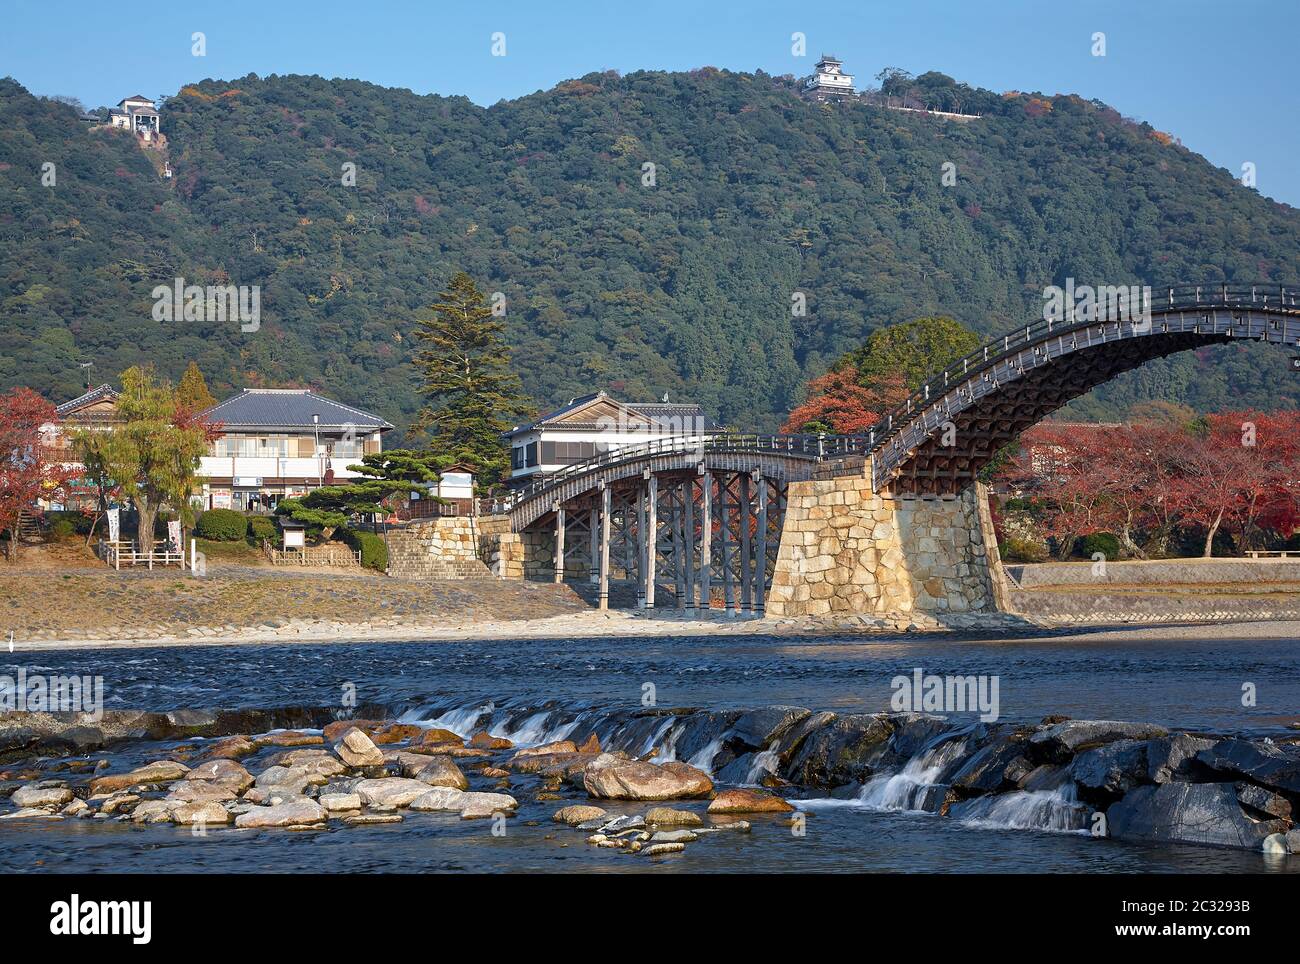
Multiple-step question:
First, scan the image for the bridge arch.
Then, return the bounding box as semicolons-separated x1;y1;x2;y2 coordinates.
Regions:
867;284;1300;496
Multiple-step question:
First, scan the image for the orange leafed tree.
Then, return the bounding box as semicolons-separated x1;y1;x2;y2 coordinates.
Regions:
781;366;909;435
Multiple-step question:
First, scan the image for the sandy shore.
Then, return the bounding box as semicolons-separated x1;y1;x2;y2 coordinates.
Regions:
11;608;1300;652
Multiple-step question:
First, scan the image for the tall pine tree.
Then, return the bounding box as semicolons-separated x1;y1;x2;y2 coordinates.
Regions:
412;273;531;481
176;361;217;412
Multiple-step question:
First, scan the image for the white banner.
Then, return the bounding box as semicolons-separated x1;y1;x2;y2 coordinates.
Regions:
107;508;119;543
168;520;181;553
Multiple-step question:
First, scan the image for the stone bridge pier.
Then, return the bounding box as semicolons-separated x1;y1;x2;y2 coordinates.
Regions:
765;476;1008;619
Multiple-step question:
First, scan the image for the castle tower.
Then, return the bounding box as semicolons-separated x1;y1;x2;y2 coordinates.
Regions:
804;55;856;101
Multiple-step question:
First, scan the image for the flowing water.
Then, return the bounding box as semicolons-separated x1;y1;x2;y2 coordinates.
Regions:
2;630;1298;874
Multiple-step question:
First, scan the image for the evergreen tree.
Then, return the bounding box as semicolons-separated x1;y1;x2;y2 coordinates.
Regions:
176;361;217;412
412;273;532;480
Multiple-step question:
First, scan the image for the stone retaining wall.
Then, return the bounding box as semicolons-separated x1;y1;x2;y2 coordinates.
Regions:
386;517;494;580
765;475;1004;619
1010;558;1300;588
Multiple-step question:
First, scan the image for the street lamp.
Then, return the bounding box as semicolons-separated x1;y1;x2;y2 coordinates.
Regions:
312;413;322;488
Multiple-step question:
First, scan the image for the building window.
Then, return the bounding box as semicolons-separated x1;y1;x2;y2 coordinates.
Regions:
525;442;539;467
541;441;596;464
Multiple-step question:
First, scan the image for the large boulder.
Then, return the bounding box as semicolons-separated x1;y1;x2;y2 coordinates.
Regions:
171;801;230;826
780;714;892;788
323;719;386;742
354;777;440;808
408;787;468;811
509;750;600;778
1194;739;1300;795
730;706;811;751
1236;783;1293;821
411;728;465;750
513;740;578;760
646;807;703;827
235;799;327;829
948;731;1033;797
333;727;385;768
182;758;254;794
202;735;257;760
1030;720;1168;762
1146;733;1217;784
11;784;74;809
1069;740;1149;795
90;760;190;796
1107;782;1286;850
707;788;795;814
458;791;519;819
552;805;607;826
583;755;713;801
413;756;469;790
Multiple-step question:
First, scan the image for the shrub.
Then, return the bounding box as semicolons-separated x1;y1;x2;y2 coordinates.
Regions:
339;527;387;572
195;508;248;542
1080;532;1121;560
1000;536;1048;563
46;511;93;536
247;515;278;545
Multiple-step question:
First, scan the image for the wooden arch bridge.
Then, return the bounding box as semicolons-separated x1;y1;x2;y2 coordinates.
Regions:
502;283;1300;612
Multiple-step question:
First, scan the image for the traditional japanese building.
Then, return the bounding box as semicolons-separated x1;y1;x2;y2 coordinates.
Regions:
108;95;161;139
503;391;716;488
44;384;123;509
804;55;856;102
196;389;393;511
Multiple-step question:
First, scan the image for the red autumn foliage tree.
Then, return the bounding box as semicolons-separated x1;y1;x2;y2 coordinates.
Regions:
0;387;77;562
999;410;1300;559
782;366;909;434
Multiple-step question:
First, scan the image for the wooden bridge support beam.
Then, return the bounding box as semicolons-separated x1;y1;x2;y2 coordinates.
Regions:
739;472;752;613
698;465;711;613
553;504;565;584
598;483;611;610
754;471;767;614
683;477;696;614
719;472;734;614
645;475;658;608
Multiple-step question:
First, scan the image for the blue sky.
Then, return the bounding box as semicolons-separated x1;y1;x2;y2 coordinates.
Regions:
4;0;1298;204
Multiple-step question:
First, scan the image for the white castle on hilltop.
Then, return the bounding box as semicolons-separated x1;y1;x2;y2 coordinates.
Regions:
803;54;856;101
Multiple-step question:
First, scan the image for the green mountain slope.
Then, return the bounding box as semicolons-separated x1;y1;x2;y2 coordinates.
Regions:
1;69;1297;434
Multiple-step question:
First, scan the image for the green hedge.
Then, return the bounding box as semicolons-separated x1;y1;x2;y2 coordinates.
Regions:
1000;536;1048;563
247;516;278;545
195;508;248;542
1080;532;1121;560
339;527;387;572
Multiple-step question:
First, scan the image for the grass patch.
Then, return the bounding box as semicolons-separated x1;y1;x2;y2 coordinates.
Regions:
193;538;264;564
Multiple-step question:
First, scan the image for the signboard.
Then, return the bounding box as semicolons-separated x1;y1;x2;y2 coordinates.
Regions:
1290;356;1300;372
107;508;119;543
283;529;305;548
211;490;232;509
167;520;181;553
233;477;263;487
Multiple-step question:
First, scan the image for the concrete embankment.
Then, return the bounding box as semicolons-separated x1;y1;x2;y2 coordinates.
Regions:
1007;559;1300;624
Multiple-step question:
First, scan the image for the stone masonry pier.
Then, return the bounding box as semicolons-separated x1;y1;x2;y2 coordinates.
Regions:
761;479;1007;619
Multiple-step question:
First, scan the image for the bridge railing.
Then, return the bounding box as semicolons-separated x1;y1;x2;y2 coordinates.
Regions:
868;282;1300;455
501;432;871;511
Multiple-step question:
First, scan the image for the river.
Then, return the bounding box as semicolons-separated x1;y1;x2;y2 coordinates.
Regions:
2;630;1297;873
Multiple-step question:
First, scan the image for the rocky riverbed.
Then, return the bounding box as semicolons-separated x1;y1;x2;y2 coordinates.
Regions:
3;700;1298;865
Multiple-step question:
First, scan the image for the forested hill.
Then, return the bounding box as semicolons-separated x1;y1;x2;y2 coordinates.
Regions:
2;68;1298;436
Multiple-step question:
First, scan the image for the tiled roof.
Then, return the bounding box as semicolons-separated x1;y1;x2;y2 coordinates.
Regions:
201;389;393;431
505;391;714;437
55;384;120;417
